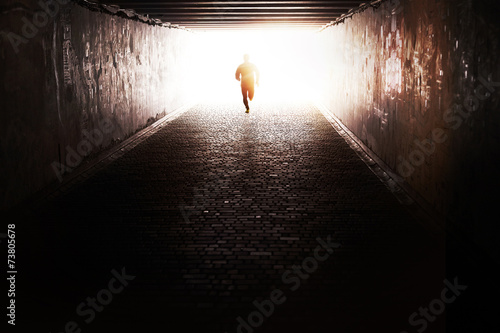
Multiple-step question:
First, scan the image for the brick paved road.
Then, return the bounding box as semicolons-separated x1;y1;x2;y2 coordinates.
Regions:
15;100;446;333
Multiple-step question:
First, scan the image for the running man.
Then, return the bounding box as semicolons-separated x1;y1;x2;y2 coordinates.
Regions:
235;54;260;113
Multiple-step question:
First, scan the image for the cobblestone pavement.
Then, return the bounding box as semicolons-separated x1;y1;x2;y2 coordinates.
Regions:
15;100;447;333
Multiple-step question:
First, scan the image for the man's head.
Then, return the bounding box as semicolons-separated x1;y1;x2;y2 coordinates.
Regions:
243;54;250;62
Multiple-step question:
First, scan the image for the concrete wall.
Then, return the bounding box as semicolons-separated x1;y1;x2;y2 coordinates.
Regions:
316;0;500;259
0;0;198;209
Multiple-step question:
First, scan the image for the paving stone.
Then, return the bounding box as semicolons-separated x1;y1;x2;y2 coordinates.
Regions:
16;100;447;333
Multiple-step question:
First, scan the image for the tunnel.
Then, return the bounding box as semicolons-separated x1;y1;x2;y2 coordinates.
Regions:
1;0;499;332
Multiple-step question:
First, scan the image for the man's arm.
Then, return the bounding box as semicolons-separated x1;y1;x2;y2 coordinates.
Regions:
235;66;241;81
254;65;260;85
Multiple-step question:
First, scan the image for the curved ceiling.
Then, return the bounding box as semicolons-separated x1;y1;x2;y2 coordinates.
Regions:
99;0;367;30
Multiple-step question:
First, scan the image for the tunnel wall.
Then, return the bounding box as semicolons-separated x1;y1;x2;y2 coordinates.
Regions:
316;0;500;259
0;1;197;209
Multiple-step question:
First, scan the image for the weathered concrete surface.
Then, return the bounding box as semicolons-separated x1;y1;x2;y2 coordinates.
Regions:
316;0;500;260
0;0;197;209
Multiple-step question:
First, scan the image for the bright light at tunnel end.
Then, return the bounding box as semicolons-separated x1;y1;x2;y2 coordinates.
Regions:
192;28;323;105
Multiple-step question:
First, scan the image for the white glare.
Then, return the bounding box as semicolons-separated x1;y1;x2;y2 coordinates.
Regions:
193;29;321;104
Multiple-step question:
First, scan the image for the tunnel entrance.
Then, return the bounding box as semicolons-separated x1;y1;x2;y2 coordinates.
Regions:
193;29;322;104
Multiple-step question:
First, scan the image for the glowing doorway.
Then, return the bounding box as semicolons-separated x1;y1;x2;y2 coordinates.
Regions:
194;29;323;105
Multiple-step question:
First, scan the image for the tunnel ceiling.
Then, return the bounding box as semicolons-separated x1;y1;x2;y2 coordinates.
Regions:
98;0;367;30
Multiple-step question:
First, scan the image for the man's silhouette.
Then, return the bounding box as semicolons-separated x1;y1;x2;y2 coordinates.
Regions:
235;54;260;113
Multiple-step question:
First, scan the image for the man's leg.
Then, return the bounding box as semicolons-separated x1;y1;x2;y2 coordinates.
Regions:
241;85;249;110
248;84;255;101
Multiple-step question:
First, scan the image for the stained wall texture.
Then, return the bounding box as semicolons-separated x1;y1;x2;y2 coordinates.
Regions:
316;0;500;259
1;1;198;209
